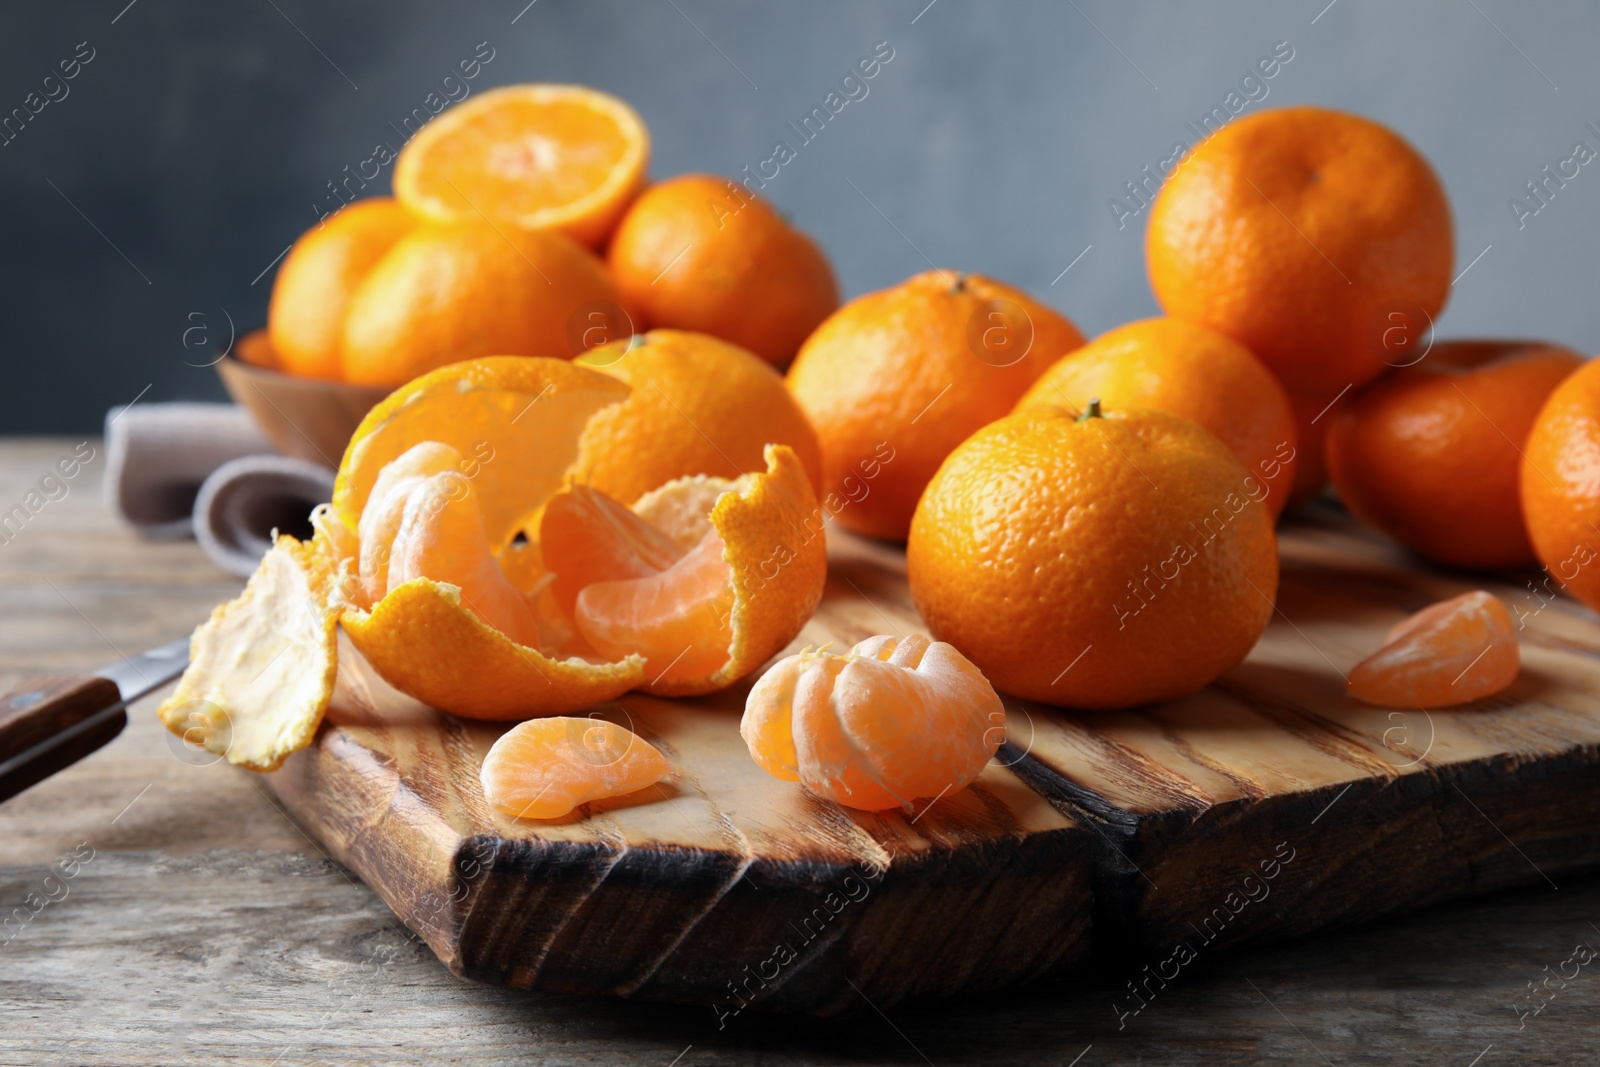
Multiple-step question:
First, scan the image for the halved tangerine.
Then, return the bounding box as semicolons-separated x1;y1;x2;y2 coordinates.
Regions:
393;84;649;249
1347;590;1520;708
742;633;1005;811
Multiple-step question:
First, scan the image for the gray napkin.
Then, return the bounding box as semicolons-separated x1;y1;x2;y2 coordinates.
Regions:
193;454;335;576
104;401;334;576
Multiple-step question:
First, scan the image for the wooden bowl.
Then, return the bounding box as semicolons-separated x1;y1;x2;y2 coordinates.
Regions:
215;331;390;468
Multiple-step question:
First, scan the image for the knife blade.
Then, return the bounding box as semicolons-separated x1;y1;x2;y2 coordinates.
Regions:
0;636;191;804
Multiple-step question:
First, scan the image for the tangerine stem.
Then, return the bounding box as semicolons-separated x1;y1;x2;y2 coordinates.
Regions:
1078;397;1103;421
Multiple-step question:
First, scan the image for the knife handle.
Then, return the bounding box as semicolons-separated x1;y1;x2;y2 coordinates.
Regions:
0;676;125;804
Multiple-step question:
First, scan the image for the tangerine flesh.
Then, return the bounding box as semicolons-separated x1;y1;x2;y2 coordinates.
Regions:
742;633;1004;812
539;483;686;614
574;526;734;687
480;716;670;820
1347;591;1519;708
358;442;542;647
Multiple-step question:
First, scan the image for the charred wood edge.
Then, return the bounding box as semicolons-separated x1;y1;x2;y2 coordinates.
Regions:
997;738;1196;936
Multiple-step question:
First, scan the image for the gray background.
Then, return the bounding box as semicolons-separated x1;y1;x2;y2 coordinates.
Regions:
2;0;1596;434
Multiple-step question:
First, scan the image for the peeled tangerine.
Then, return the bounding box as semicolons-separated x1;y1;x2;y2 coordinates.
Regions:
158;356;827;771
480;717;670;820
742;634;1004;812
1347;591;1520;708
332;356;827;721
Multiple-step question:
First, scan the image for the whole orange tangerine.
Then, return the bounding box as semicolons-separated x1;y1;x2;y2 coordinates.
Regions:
608;174;839;368
908;403;1278;708
268;198;415;380
1015;317;1298;517
1148;106;1453;395
1522;355;1600;612
786;270;1084;541
574;329;823;505
1326;340;1580;569
339;221;622;388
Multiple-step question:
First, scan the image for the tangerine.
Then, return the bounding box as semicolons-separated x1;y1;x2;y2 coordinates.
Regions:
787;270;1085;541
742;633;1003;812
394;84;649;250
607;174;839;367
908;403;1278;707
1326;340;1580;568
340;221;621;388
268;197;415;380
574;329;823;504
1015;317;1298;517
1147;106;1453;394
1521;356;1600;611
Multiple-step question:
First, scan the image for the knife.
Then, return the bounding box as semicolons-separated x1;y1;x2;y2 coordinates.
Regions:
0;637;191;804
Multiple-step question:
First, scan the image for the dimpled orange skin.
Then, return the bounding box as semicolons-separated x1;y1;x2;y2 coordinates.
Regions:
787;271;1085;542
608;175;840;368
268;198;415;381
1148;106;1453;395
575;329;823;504
1327;341;1580;570
908;406;1278;708
340;221;623;388
1015;318;1298;518
1522;356;1600;612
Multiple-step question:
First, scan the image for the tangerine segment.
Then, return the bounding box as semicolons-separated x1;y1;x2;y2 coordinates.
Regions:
540;483;685;613
742;634;1004;812
384;474;544;650
393;84;649;249
575;528;734;688
357;441;468;606
157;536;338;772
538;446;825;697
332;356;631;553
480;716;670;820
1347;591;1519;708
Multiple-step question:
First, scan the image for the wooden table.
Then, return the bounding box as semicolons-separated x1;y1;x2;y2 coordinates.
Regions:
2;435;1598;1066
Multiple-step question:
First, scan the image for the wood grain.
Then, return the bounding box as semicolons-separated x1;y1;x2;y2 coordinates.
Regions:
272;667;1096;1014
1009;503;1600;956
7;437;1600;1063
269;502;1600;1014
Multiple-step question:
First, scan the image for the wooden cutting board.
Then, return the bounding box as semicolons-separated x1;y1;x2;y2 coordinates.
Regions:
268;503;1600;1016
